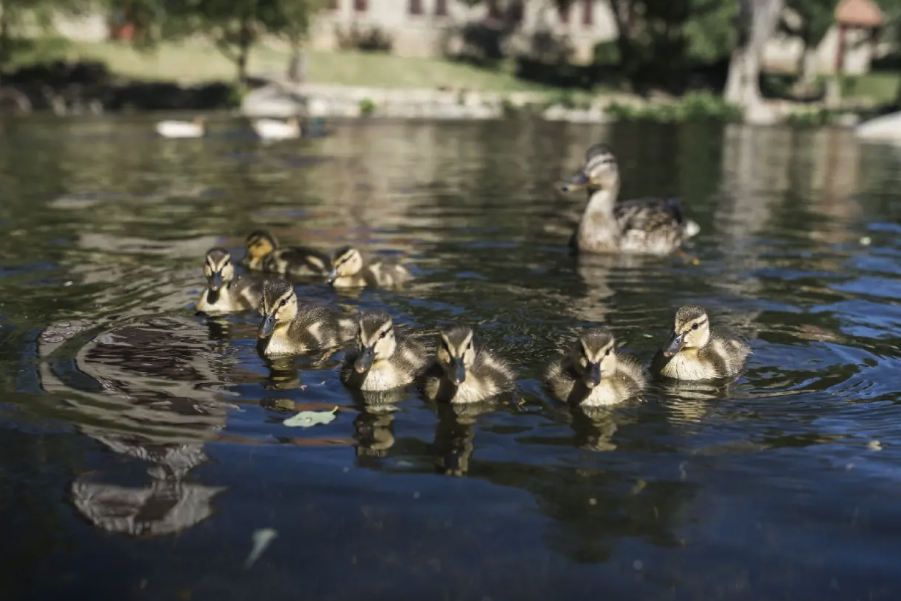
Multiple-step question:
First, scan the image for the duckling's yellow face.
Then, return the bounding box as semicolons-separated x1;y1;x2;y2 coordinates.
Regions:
437;325;476;385
572;328;617;389
203;248;234;292
353;311;396;373
559;144;619;193
258;281;297;338
663;305;710;357
328;247;364;283
243;231;277;267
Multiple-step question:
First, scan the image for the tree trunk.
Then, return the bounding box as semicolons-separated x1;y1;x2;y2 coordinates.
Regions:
237;15;252;85
287;35;306;83
798;44;817;84
725;0;784;111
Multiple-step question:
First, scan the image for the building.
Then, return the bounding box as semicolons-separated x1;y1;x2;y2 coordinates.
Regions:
308;0;618;64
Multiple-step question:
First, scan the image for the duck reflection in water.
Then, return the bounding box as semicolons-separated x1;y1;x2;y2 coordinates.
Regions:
352;404;398;465
430;401;496;476
37;317;233;538
568;405;621;452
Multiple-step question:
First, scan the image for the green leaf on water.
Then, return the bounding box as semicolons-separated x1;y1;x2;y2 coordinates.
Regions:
283;407;338;428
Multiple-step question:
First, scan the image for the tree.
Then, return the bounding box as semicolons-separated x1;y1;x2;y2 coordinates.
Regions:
724;0;784;110
111;0;326;84
781;0;834;84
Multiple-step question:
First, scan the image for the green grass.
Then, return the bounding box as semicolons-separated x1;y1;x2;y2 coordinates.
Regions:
839;72;899;105
11;37;552;92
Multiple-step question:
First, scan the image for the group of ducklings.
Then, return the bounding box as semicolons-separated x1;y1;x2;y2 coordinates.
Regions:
195;142;752;406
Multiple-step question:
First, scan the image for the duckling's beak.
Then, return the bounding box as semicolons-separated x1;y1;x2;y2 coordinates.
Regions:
326;269;337;285
559;171;589;193
355;346;374;373
258;312;277;339
209;271;223;292
663;332;685;357
451;358;467;386
584;361;601;388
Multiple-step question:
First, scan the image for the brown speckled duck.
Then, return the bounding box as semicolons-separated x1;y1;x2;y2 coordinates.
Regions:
559;144;700;255
327;246;412;289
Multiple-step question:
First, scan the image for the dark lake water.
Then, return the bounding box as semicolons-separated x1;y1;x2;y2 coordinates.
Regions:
3;115;901;600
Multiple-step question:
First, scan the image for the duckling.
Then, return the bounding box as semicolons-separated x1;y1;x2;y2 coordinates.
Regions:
544;327;645;406
422;324;515;404
559;144;700;255
651;305;751;381
256;279;356;357
340;311;429;392
155;116;205;138
327;246;412;289
242;230;332;277
196;247;263;314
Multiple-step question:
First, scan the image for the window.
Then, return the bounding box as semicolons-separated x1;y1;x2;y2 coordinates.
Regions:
559;4;571;24
581;0;593;26
409;0;423;15
435;0;448;17
354;0;367;12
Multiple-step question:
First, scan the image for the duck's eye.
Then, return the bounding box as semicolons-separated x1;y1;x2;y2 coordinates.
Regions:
466;341;472;350
691;323;699;330
605;348;611;356
279;299;287;307
380;328;390;339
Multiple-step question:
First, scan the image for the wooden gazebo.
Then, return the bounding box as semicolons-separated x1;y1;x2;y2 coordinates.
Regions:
834;0;885;73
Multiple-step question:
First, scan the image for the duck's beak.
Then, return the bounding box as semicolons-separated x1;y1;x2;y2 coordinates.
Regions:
583;361;601;388
326;269;337;285
209;271;223;292
451;358;467;386
558;171;589;193
355;346;374;373
258;312;277;339
663;332;685;357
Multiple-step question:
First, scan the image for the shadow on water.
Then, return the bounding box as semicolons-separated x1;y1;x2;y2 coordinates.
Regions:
3;117;901;599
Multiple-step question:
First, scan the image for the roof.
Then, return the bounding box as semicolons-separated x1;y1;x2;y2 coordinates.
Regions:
835;0;885;28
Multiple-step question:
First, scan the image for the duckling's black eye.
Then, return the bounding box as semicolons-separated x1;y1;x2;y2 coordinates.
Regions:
380;328;390;339
605;348;611;356
223;258;231;266
466;341;472;350
692;323;699;330
279;299;287;307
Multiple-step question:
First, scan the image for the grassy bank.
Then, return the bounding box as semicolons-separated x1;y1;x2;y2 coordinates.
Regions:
15;38;552;92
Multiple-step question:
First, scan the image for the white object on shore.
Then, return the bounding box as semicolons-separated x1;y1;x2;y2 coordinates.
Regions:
155;116;205;138
856;111;901;142
252;116;301;141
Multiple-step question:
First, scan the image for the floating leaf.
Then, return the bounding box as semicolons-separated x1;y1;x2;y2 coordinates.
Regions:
284;407;338;428
244;528;278;569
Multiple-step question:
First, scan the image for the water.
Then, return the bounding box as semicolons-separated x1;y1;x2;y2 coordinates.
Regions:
2;115;901;600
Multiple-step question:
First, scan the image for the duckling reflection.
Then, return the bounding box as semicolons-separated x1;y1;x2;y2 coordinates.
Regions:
569;405;620;452
37;316;233;538
353;404;397;462
430;402;496;476
262;355;302;391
